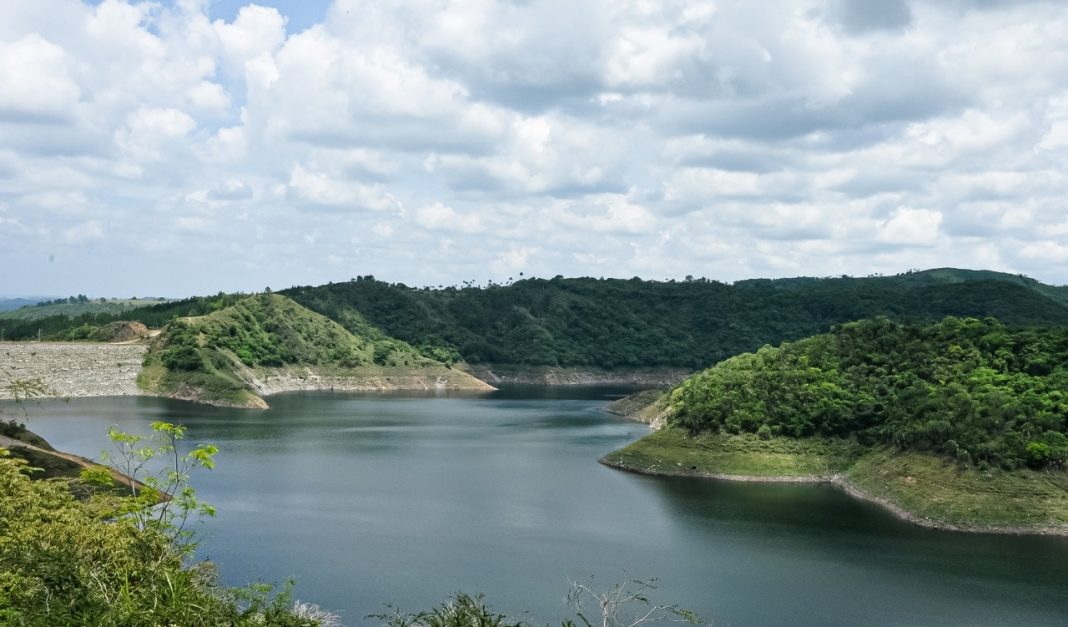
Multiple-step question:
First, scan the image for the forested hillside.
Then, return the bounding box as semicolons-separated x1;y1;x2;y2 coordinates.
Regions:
666;317;1068;470
7;269;1068;374
137;294;484;408
0;293;252;340
282;270;1068;369
139;294;443;406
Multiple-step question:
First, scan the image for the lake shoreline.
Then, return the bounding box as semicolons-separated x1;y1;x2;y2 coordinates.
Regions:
599;456;1068;536
1;341;682;406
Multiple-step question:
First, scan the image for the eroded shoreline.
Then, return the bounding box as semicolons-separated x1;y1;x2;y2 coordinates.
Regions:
599;456;1068;536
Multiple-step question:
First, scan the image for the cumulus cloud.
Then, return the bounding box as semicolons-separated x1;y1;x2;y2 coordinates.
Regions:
1;0;1067;296
286;164;401;212
415;203;484;234
879;208;944;246
0;34;80;123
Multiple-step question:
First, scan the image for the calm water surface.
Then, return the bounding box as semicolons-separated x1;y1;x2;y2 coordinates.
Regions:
15;388;1068;626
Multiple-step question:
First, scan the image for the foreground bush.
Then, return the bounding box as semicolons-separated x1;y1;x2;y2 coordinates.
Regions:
0;451;325;626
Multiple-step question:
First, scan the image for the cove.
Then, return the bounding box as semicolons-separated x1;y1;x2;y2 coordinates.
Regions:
15;388;1068;626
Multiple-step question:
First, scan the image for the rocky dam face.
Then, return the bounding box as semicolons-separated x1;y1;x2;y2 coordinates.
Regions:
0;342;147;399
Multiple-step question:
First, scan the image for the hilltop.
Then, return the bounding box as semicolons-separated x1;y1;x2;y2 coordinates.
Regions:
138;293;492;407
603;317;1068;533
281;268;1068;372
0;297;170;322
5;267;1068;386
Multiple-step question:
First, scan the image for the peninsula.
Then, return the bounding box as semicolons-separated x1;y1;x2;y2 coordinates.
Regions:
602;317;1068;534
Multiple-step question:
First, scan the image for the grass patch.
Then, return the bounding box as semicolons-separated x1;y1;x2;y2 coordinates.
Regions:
606;389;666;419
139;346;261;407
846;449;1068;529
604;429;1068;531
602;428;862;477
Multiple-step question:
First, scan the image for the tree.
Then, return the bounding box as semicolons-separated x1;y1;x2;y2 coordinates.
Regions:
564;576;703;627
92;421;219;551
370;577;705;627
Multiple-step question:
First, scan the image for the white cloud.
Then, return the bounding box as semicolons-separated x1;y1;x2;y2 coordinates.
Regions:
185;80;230;113
554;195;656;235
214;4;286;71
287;164;400;212
0;34;80;122
879;208;943;246
115;107;196;160
62;219;104;243
494;246;538;274
1018;240;1068;264
415;203;484;234
2;0;1068;295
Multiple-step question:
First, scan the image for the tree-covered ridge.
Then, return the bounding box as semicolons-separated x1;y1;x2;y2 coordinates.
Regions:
0;292;254;341
164;293;425;370
140;294;437;406
282;271;1068;369
6;269;1068;373
668;317;1068;470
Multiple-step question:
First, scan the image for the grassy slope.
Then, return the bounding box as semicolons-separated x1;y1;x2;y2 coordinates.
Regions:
603;430;1068;531
846;449;1068;529
139;294;479;407
603;429;862;477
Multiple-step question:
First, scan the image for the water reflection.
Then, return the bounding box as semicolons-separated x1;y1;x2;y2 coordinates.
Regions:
14;390;1068;627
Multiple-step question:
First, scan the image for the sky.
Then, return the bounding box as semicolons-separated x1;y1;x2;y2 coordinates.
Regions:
1;0;1068;297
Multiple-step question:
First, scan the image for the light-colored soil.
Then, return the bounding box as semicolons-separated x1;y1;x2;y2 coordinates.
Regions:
0;341;147;399
461;364;690;386
245;365;496;396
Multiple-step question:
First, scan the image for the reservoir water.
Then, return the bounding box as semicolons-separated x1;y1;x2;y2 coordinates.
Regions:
13;388;1068;626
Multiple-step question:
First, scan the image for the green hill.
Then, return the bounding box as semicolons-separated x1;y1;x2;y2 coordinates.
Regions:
138;294;491;407
0;297;170;321
281;270;1068;371
6;269;1068;378
603;317;1068;532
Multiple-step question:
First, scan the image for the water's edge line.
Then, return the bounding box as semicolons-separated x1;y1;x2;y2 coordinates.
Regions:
598;458;1068;537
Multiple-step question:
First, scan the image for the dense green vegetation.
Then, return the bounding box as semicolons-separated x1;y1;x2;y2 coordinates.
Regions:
139;294;450;406
602;315;1068;530
5;270;1068;374
0;418;340;627
0;293;253;341
281;270;1068;369
666;317;1068;471
154;293;428;370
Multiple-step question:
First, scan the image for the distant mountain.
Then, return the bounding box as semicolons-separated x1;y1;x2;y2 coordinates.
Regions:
0;297;54;312
0;297;171;321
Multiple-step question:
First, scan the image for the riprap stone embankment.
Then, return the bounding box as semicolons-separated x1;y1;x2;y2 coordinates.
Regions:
0;341;146;399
